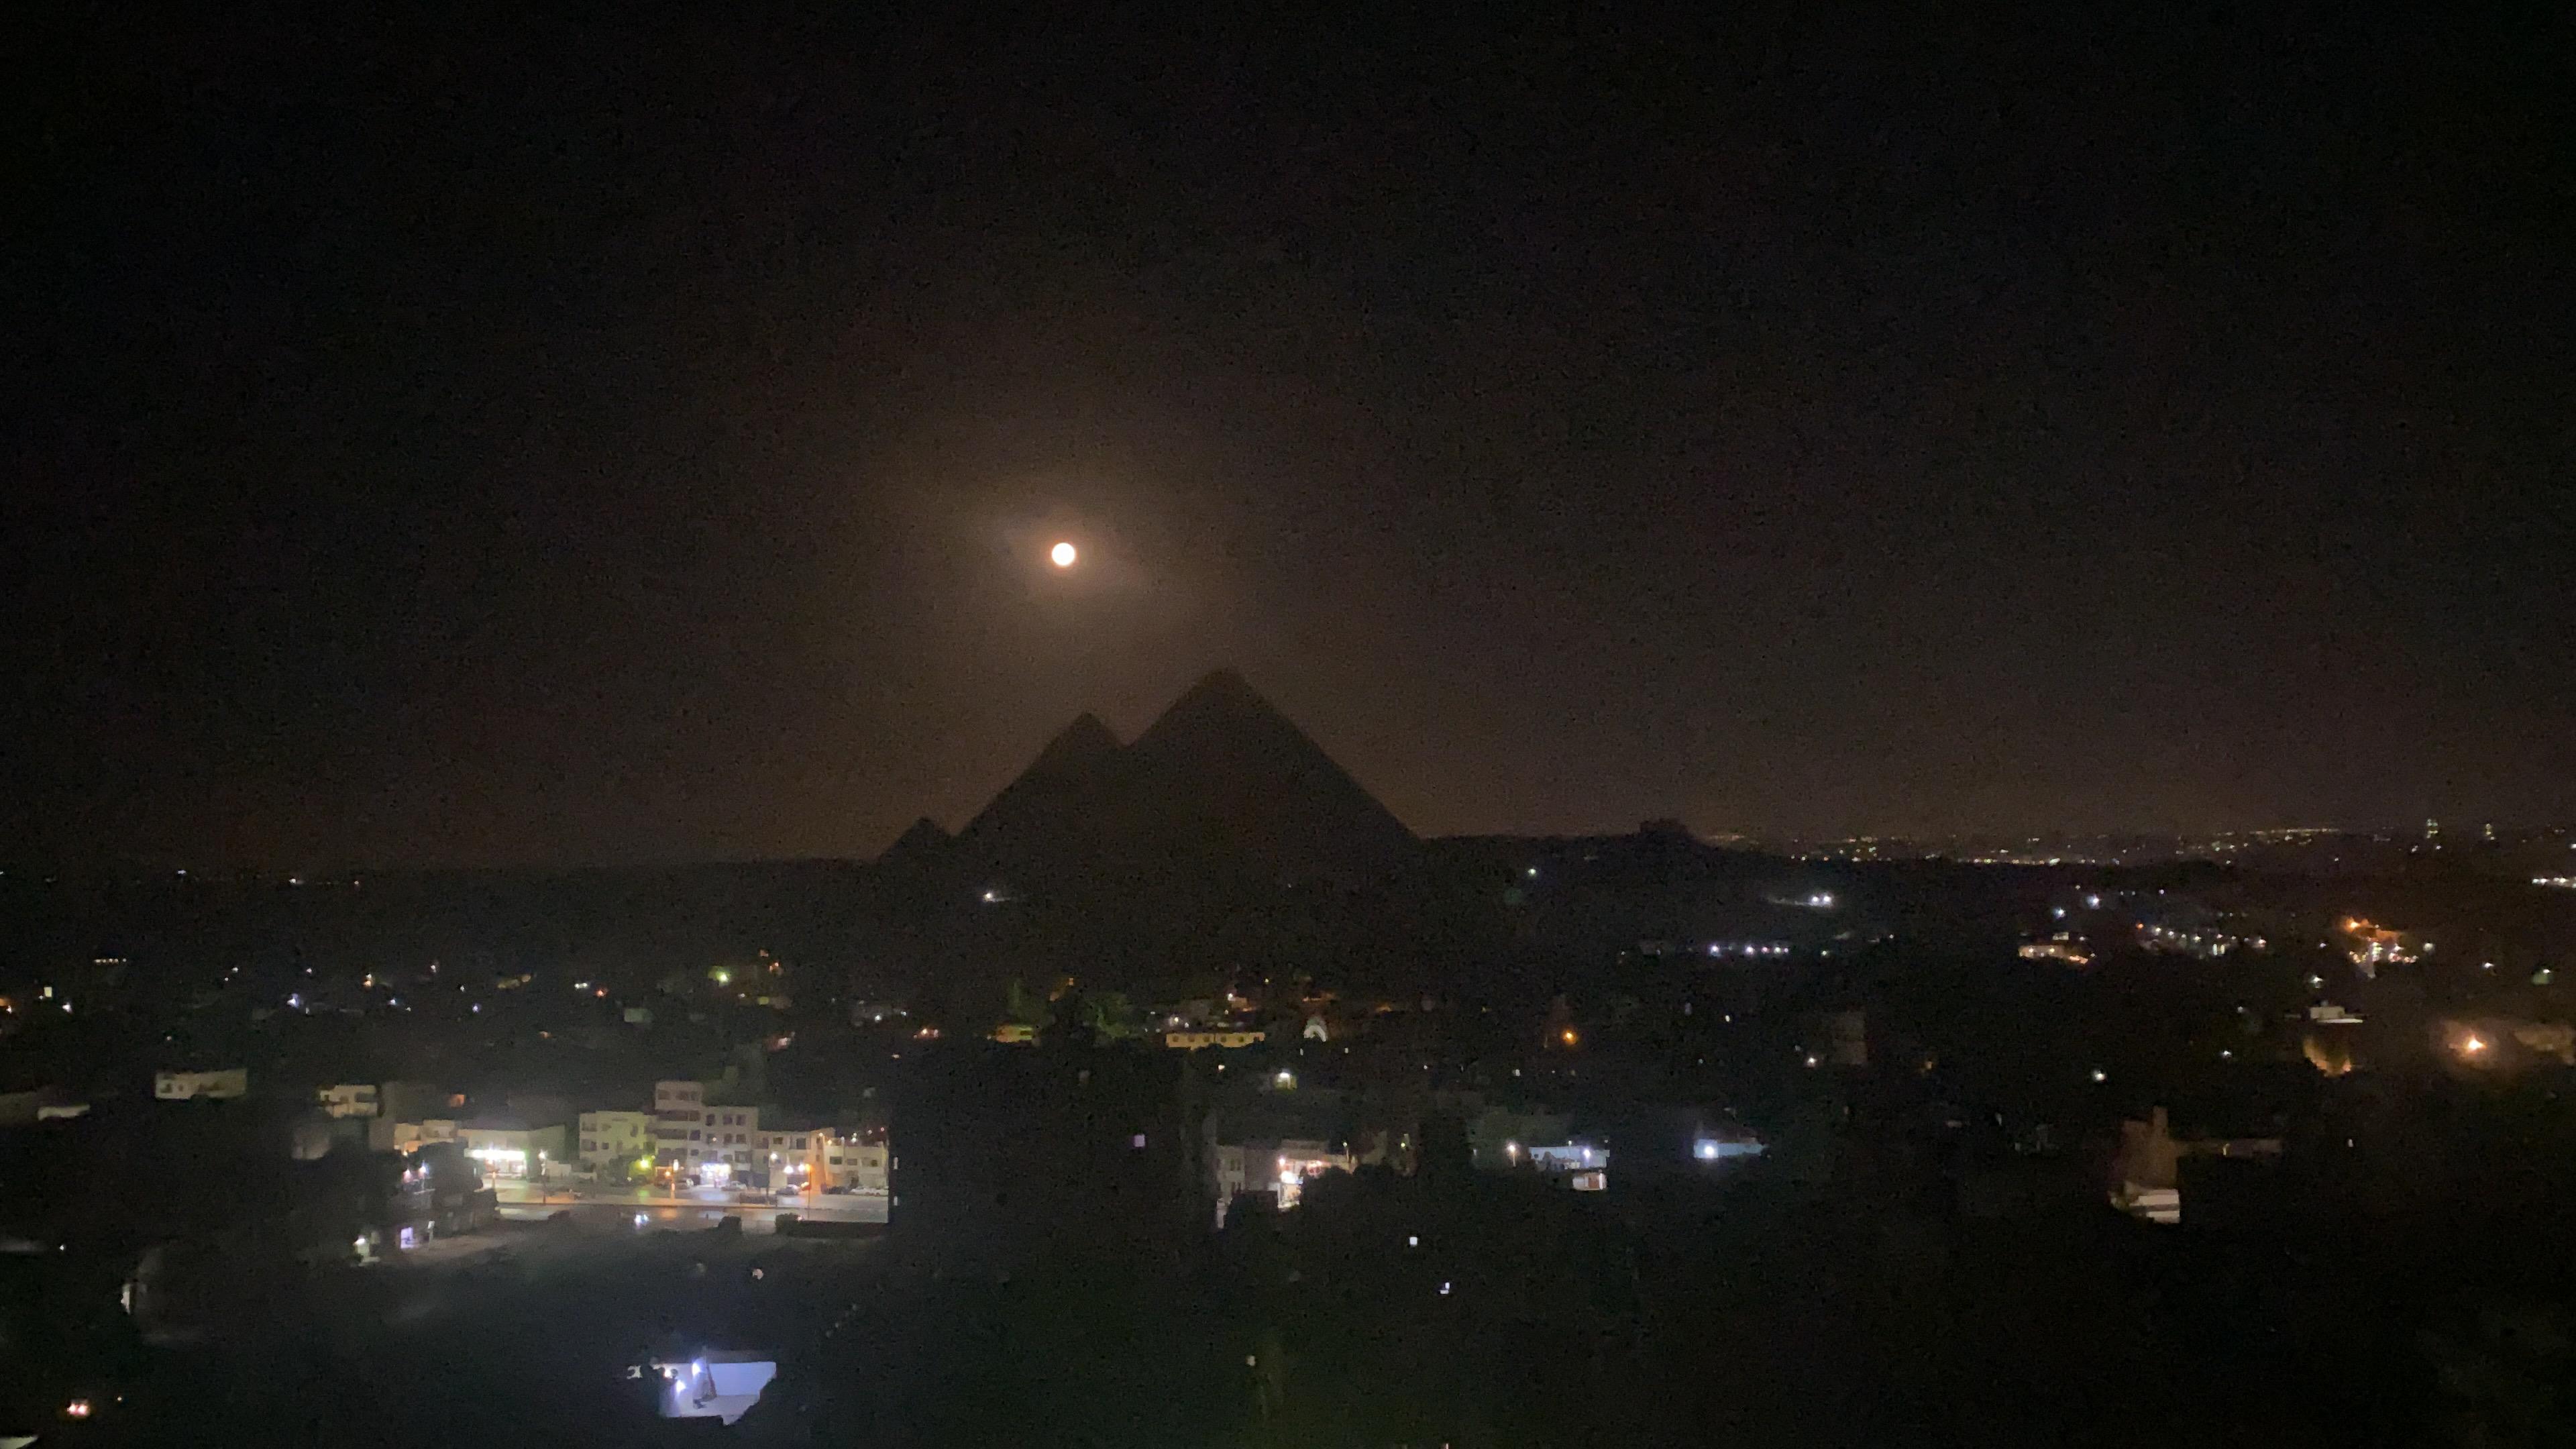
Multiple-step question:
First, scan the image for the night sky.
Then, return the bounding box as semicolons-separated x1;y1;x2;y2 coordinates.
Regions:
10;5;2573;867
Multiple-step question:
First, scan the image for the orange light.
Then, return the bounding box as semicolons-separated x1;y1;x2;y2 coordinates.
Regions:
1560;1029;1578;1046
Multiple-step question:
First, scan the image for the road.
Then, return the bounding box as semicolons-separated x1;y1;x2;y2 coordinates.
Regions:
101;1218;888;1446
495;1184;890;1234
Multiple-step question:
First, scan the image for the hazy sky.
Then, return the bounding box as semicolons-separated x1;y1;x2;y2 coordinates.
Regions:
11;5;2573;867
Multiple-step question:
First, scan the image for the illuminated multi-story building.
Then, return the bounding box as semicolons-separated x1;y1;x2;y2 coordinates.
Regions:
317;1083;380;1118
154;1067;248;1100
651;1079;761;1183
1209;1138;1354;1227
458;1118;568;1180
823;1133;890;1192
580;1110;654;1175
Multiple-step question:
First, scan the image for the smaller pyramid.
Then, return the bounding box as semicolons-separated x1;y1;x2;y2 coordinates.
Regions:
878;816;952;869
1020;712;1120;782
958;713;1123;848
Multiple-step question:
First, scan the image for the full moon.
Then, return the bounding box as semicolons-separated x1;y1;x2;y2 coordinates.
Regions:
1049;541;1077;568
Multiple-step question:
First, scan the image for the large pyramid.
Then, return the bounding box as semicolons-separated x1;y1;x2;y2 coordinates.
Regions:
938;668;1416;885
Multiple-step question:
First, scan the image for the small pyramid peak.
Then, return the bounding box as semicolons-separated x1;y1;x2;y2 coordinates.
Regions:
1032;711;1122;769
1180;667;1260;706
1141;667;1293;742
877;815;953;867
894;815;950;845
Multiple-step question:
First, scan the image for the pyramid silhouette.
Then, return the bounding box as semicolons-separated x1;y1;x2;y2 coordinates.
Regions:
945;669;1414;883
875;815;954;875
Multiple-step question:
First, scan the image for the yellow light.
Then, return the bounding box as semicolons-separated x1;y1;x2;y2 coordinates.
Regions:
1560;1028;1578;1046
1049;541;1077;568
2464;1035;2487;1054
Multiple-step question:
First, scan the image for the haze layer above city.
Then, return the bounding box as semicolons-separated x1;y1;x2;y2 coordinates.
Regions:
12;5;2573;870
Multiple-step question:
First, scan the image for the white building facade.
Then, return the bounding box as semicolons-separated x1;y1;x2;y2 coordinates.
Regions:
390;1118;460;1153
154;1068;248;1101
1210;1138;1354;1228
580;1110;655;1175
822;1134;890;1193
652;1080;759;1183
457;1121;568;1181
317;1083;380;1118
756;1127;830;1191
